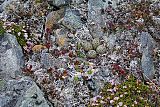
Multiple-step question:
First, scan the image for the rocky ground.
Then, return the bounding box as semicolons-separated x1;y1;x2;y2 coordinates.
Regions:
0;0;160;107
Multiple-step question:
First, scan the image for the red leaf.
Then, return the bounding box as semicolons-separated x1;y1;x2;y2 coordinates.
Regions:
46;28;51;34
45;42;51;49
112;64;121;71
69;51;73;58
119;69;125;75
74;60;80;65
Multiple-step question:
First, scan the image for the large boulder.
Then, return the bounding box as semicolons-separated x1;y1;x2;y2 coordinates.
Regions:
0;77;52;107
0;33;24;79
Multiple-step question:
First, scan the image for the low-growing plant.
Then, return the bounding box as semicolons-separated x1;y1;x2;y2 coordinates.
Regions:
89;75;160;107
11;24;27;46
0;21;27;46
0;21;5;35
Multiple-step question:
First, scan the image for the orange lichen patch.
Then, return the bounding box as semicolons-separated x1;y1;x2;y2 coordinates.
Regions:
32;45;47;52
56;36;67;47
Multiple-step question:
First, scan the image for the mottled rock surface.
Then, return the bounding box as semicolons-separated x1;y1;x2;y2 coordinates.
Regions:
140;32;155;79
62;9;83;30
0;33;24;79
0;77;52;107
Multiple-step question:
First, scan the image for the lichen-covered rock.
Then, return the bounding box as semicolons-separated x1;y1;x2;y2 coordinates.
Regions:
0;77;52;107
141;48;155;80
0;33;24;79
81;41;93;51
103;34;117;49
88;0;105;37
96;45;106;54
20;82;51;107
92;38;100;49
1;0;18;12
40;53;53;69
87;50;97;58
140;32;155;79
50;0;71;7
140;32;154;54
62;9;83;31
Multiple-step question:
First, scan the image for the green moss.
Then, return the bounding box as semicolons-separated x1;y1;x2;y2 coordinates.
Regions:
77;50;86;58
35;0;42;4
11;24;27;46
0;21;5;35
87;70;93;75
0;21;27;46
0;80;5;89
74;76;79;82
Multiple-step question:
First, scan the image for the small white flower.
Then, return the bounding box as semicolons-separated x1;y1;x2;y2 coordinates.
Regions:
110;100;114;104
113;87;118;91
24;33;28;39
114;97;119;100
6;30;11;32
124;105;127;107
18;32;21;36
118;102;123;106
107;97;110;99
134;101;138;104
107;89;113;92
100;100;105;104
120;94;123;98
123;86;127;88
124;92;128;95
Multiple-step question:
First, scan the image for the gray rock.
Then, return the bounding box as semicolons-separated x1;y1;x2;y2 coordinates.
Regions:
0;4;3;12
103;0;118;8
103;34;117;49
72;0;83;4
140;32;155;79
0;33;24;79
153;16;160;25
0;77;52;107
140;32;154;54
40;53;53;69
62;9;83;30
50;0;71;7
141;47;155;80
88;0;105;37
40;52;67;69
20;82;51;107
1;0;18;11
